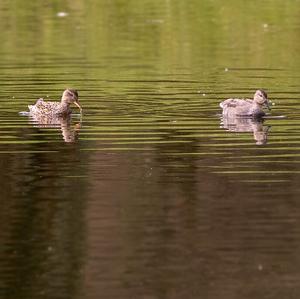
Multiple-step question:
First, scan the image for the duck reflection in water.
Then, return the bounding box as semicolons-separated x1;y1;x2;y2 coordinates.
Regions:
220;117;270;145
29;113;81;143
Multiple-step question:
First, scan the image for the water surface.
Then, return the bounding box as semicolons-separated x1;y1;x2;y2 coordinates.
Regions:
1;1;300;299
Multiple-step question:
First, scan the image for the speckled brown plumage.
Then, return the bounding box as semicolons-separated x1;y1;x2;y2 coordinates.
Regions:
28;89;82;117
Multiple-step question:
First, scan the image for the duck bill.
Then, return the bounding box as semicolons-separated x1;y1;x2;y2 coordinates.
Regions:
74;100;82;113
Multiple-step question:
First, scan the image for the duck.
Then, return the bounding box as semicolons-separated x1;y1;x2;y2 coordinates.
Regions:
28;89;82;118
220;90;270;118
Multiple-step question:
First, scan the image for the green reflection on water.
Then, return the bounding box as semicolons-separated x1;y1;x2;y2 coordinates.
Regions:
1;1;300;299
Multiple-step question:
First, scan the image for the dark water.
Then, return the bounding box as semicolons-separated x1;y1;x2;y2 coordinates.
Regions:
1;1;300;298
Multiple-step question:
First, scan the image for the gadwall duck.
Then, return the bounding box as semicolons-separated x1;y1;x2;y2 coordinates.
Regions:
28;89;82;117
220;90;270;118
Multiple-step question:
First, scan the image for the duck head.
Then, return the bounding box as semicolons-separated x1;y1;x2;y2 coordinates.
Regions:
253;89;270;110
62;89;82;113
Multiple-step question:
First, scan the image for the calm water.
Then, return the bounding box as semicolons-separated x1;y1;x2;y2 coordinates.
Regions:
1;1;300;298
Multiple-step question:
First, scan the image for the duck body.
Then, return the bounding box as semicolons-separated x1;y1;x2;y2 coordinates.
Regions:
220;90;269;118
220;98;266;118
28;89;81;119
28;99;72;117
